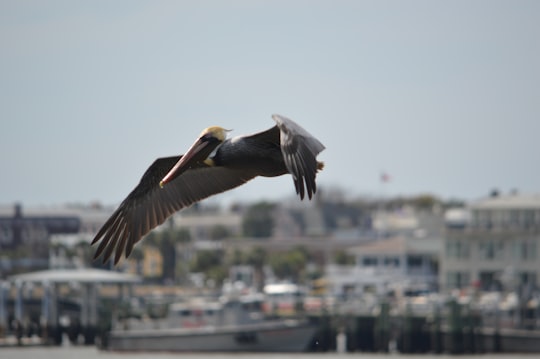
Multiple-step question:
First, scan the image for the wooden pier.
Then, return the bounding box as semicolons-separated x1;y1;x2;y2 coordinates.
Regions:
2;277;540;354
307;299;540;353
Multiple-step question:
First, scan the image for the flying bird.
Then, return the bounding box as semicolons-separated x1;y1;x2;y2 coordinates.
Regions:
91;114;325;264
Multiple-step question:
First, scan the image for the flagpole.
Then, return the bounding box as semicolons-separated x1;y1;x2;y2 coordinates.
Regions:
378;171;391;240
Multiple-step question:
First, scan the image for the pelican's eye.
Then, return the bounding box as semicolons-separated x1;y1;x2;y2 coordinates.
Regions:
200;133;213;141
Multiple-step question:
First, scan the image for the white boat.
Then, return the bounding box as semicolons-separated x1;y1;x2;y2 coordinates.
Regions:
105;292;316;352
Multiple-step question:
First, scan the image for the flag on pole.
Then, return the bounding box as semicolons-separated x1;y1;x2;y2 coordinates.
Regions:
380;172;391;183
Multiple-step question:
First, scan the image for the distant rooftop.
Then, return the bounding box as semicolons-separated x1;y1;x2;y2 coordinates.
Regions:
471;193;540;210
0;203;114;217
348;236;441;256
9;268;140;284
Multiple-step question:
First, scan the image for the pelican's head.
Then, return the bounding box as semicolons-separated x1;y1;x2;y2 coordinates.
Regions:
200;126;228;142
160;126;228;187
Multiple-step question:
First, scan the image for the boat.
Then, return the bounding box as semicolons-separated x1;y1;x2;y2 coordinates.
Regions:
104;291;316;352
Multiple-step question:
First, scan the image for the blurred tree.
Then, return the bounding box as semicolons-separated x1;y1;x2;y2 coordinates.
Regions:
385;194;441;211
242;201;275;238
334;249;355;265
293;245;311;262
230;249;244;266
190;249;227;286
210;224;230;240
175;228;192;243
270;246;308;283
190;250;222;272
206;266;228;287
412;194;439;210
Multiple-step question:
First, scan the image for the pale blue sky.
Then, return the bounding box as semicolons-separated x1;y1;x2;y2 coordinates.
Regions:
1;1;539;206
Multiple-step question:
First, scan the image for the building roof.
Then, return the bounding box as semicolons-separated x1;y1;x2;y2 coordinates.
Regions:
9;268;140;284
471;193;540;210
0;203;113;226
348;236;441;256
171;211;242;227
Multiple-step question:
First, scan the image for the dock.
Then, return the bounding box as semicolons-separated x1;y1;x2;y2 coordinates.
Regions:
307;298;540;354
1;269;540;353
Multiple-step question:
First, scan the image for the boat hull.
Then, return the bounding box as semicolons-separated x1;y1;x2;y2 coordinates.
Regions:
106;320;316;352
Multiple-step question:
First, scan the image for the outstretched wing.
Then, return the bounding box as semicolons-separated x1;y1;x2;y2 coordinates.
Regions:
272;114;325;200
92;156;257;264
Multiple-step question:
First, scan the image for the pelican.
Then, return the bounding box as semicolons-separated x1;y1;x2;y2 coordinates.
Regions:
91;114;325;264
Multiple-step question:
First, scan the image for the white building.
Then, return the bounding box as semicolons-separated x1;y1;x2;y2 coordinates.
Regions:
350;236;440;290
324;264;406;298
167;209;243;240
440;193;540;292
322;234;441;299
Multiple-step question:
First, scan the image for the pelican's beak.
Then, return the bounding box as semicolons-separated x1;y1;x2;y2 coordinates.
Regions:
159;136;213;187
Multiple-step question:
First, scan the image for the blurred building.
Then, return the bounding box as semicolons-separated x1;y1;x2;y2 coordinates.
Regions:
123;245;163;278
324;208;443;297
0;203;81;274
167;209;243;240
441;192;540;292
347;235;441;292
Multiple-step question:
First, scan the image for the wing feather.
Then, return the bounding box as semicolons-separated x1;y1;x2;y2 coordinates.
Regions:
92;156;257;264
93;212;122;260
272;114;325;199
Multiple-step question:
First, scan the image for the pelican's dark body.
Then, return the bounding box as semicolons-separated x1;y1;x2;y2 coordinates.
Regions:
92;114;325;264
213;131;286;176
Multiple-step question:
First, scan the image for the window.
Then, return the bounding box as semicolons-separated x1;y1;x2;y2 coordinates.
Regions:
362;257;378;266
407;255;423;268
383;257;400;267
446;271;470;289
481;241;495;259
519;272;537;287
479;240;504;260
479;271;500;291
509;210;520;227
446;239;469;259
523;210;535;228
513;240;537;261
